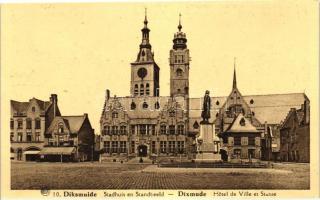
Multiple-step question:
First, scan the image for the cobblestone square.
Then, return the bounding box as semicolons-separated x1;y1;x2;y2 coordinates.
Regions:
11;161;309;190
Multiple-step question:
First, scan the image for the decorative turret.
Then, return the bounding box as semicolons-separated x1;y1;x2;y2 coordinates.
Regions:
173;14;187;50
170;14;190;97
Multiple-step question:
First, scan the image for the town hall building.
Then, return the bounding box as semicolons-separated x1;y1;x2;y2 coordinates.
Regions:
99;13;310;162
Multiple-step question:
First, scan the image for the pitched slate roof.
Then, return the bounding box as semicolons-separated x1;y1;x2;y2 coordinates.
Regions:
225;113;260;133
188;93;307;124
62;115;86;133
46;115;87;135
11;98;51;115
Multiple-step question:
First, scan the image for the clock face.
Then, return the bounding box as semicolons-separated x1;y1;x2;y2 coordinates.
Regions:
137;68;147;79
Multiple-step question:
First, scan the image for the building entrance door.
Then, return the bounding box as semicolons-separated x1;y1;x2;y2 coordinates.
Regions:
138;145;147;157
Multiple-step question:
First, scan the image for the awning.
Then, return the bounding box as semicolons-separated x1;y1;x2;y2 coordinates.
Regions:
39;147;76;155
23;150;40;155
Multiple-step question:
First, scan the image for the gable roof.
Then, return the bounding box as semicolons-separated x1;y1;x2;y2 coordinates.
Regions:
225;113;261;133
46;115;87;135
62;115;86;133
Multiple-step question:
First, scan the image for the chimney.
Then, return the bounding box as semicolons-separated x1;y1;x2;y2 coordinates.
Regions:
84;113;88;118
106;89;110;100
51;94;58;117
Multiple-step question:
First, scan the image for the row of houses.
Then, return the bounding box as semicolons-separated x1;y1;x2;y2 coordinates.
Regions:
10;94;96;162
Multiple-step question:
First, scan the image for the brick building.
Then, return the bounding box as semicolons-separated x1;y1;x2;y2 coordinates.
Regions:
279;101;310;162
99;13;310;162
10;94;95;162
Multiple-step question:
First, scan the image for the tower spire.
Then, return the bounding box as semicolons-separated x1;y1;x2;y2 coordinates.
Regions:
144;8;148;27
178;13;182;31
233;57;237;89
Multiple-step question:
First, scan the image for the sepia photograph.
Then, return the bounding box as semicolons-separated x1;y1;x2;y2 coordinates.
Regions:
1;1;319;198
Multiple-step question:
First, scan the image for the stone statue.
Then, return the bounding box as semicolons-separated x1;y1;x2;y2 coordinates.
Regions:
201;90;211;123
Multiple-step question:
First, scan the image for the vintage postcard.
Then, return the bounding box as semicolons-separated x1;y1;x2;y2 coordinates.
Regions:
1;1;319;199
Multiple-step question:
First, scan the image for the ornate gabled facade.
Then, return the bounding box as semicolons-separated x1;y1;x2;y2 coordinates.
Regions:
100;12;310;162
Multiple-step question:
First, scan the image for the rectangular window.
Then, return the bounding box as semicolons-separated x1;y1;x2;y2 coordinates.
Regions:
168;141;175;153
104;141;110;153
111;141;118;153
10;120;14;129
10;132;14;141
234;136;241;146
177;125;184;135
139;125;146;135
17;120;23;129
151;125;156;135
248;137;255;146
151;141;156;154
120;141;126;153
48;138;54;146
131;141;135;154
35;119;41;129
26;120;32;129
169;125;175;135
130;125;135;135
27;132;32;142
160;141;167;153
35;132;40;141
112;126;118;135
160;125;166;135
17;132;23;142
177;141;184;153
112;112;118;118
120;126;127;135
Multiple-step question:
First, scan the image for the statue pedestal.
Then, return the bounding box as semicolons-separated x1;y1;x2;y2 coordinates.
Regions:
195;123;221;162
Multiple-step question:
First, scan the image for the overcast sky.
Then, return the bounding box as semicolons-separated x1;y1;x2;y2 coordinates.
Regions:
2;1;318;132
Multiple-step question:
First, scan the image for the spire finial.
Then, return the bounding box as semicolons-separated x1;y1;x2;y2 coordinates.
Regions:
144;8;148;25
233;57;237;89
178;13;182;31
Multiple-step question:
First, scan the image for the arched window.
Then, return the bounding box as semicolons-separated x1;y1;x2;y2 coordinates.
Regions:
142;102;148;109
131;102;136;110
250;99;254;104
176;68;183;76
32;106;35;112
216;101;220;105
146;83;150;95
58;123;64;133
193;121;199;129
140;84;144;95
155;101;160;109
134;84;139;96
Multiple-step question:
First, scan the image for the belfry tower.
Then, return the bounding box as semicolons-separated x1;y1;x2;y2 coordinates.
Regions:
169;14;190;97
130;9;160;97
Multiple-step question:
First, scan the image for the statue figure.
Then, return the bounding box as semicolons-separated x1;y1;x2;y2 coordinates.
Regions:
201;90;211;123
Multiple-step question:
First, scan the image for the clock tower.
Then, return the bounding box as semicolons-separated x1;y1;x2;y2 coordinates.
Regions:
169;15;190;97
130;10;160;97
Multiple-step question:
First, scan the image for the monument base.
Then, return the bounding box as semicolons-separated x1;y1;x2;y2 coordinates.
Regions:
195;152;221;162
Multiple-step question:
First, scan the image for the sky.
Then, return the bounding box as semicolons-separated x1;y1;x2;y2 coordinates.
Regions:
2;1;318;133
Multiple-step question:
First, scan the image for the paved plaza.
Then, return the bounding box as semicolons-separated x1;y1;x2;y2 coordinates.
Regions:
11;161;309;190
